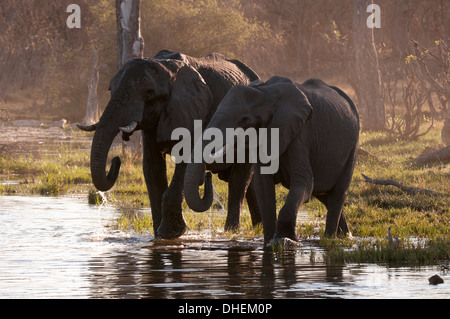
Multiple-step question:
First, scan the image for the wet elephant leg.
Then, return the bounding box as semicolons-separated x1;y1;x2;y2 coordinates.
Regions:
142;131;168;235
274;142;313;242
252;163;277;244
156;163;187;239
323;192;349;238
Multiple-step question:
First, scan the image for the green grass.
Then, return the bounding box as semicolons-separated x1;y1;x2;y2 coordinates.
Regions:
1;123;449;264
345;125;449;240
323;238;450;265
318;124;449;264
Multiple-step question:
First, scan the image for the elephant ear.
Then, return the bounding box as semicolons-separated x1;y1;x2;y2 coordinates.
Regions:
157;66;213;143
260;77;313;156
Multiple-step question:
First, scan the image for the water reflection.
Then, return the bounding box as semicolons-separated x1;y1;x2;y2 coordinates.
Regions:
0;196;447;299
87;243;345;298
84;241;374;299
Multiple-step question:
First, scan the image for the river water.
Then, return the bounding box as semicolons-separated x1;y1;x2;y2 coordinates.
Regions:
0;195;448;299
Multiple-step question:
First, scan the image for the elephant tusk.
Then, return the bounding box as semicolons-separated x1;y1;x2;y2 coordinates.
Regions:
210;144;230;159
77;123;98;132
119;121;138;134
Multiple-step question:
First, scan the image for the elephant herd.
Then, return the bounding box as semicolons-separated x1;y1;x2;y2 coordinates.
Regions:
78;50;360;247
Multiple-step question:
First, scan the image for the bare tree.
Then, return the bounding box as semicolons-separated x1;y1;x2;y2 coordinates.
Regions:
411;40;449;145
82;49;104;125
353;0;385;131
115;0;144;69
115;0;144;153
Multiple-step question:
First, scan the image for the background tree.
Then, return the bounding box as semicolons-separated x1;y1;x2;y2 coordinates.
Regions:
353;0;385;131
0;0;448;140
82;50;102;125
115;0;145;152
116;0;145;69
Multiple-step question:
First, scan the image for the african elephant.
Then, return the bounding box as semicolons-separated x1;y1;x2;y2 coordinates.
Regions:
77;50;261;239
184;76;360;245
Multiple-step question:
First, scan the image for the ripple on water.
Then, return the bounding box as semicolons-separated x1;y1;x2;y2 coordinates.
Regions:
0;195;448;299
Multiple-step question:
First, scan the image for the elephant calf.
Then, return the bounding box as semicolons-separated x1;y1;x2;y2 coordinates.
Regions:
184;76;360;245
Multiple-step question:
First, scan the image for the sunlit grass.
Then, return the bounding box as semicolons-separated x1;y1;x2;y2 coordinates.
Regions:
322;238;450;265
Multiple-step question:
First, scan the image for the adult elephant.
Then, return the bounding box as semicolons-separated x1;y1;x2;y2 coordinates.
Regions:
78;50;261;239
184;76;360;245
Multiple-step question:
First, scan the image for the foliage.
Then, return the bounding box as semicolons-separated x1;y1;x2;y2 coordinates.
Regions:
1;1;448;135
0;0;279;122
382;40;449;140
142;0;280;59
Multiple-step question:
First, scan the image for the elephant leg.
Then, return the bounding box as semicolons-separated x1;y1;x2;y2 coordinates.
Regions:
252;163;277;244
323;192;348;238
245;179;262;227
224;163;254;232
315;195;349;236
323;147;357;237
337;213;350;235
275;142;313;241
142;131;168;235
157;163;188;239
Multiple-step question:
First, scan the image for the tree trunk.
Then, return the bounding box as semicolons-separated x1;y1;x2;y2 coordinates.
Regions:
115;0;144;153
83;49;101;125
115;0;144;69
353;0;385;131
390;1;412;58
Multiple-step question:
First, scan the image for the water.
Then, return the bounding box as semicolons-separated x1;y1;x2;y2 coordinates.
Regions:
0;195;448;299
0;125;91;156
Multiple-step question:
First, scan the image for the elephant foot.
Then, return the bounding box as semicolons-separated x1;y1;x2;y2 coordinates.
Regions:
274;220;297;242
224;220;239;233
324;228;351;239
266;237;302;252
156;219;187;240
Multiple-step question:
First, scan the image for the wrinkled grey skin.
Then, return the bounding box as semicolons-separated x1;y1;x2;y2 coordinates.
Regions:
78;50;261;239
184;76;360;245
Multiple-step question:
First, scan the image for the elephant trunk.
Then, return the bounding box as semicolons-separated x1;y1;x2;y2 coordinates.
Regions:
90;103;122;192
184;163;214;212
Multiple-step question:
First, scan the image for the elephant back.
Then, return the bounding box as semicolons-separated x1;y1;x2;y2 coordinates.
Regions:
152;49;260;117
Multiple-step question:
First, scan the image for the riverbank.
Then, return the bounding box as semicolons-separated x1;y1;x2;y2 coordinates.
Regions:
0;121;449;264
